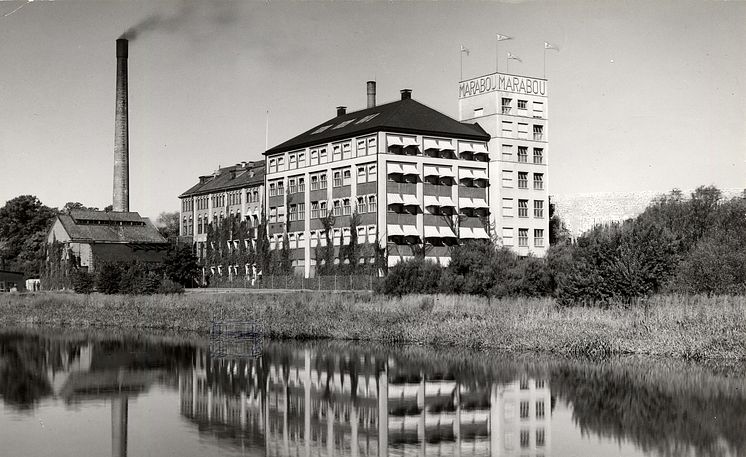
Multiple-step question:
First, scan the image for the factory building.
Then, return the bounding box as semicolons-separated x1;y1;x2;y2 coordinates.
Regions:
458;72;549;256
263;83;492;277
178;161;265;262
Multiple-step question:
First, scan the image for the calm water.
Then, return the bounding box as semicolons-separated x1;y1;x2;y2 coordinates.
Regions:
0;329;743;457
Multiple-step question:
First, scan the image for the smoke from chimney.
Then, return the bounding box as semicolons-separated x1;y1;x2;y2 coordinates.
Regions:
113;38;129;212
367;81;376;108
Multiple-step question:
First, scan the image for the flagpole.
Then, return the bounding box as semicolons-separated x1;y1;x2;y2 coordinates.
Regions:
496;41;499;73
543;47;546;78
460;48;463;80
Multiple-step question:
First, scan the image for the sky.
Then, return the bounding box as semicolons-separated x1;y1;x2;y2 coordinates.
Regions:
0;0;744;220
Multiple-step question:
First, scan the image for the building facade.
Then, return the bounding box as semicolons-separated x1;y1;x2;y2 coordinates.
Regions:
178;161;265;263
458;72;549;256
264;89;492;277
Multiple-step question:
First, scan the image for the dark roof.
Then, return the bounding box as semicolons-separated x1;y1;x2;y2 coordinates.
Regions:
265;98;490;155
179;162;266;198
56;211;168;244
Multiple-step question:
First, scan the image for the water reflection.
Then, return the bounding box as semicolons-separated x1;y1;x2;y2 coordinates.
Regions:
0;330;743;457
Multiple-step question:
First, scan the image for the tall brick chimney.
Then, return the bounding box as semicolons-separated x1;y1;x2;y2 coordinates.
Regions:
113;38;129;212
366;81;376;108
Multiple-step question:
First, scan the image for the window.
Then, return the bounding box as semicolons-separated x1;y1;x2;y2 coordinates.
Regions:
357;196;367;214
311;201;320;219
333;228;342;245
297;152;305;167
533;148;544;164
320;201;328;216
343;169;351;186
297;203;305;220
367;225;376;243
518;199;528;218
520;429;530;448
310;148;319;165
358;166;367;183
501;170;513;188
534;200;544;218
311;231;319;247
519;229;528;246
277;181;284;195
501;144;513;161
368;195;376;213
269;158;277;173
536;380;545;389
277;157;285;171
333;119;355;130
343;227;351;244
368;164;377;181
333;200;342;216
333;171;342;187
534;229;544;247
367;137;377;155
269;182;276;197
533;102;544;118
311;175;319;191
289;154;297;169
502;227;514;246
536;401;545;419
288;178;296;194
517;99;527;110
473;107;484;117
357;226;366;243
342;142;352;159
533;125;544;140
289;204;298;221
332;144;342;161
518;172;528;189
501;120;513;137
319;147;328;163
501;97;511;114
517;123;529;139
534;173;544;190
298;177;305;192
502;198;514;217
520;401;529;419
269;207;277;223
342;198;351;215
320;173;327;189
356;113;380;124
312;124;332;134
357;139;366;157
517;146;528;163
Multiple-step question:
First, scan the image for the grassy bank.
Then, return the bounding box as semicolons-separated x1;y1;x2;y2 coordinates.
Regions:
1;291;743;360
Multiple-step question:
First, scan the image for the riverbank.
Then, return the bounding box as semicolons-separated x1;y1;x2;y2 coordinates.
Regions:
1;291;743;360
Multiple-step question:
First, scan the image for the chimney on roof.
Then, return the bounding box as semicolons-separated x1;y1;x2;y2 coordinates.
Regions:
336;106;347;116
113;38;129;212
367;81;376;108
400;89;412;100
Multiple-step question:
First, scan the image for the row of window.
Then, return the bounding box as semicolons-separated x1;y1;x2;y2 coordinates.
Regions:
181;199;194;212
500;97;545;118
186;189;260;212
502;171;544;190
268;137;377;174
502;228;545;247
190;212;261;235
502;199;544;218
268;226;379;249
501;121;544;141
502;145;544;164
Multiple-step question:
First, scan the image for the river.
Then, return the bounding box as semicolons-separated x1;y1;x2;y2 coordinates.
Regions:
0;328;743;457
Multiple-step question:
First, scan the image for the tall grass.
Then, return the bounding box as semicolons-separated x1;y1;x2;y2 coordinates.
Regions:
1;291;743;360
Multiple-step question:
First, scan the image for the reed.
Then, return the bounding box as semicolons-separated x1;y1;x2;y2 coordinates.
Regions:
0;291;743;360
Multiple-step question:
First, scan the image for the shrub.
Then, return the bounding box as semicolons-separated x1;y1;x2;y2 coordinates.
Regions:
439;241;519;297
70;270;94;294
163;244;199;287
379;258;442;296
158;278;185;294
96;262;123;294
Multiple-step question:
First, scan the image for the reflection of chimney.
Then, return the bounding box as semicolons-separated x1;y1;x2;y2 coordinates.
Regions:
113;38;129;212
367;81;376;108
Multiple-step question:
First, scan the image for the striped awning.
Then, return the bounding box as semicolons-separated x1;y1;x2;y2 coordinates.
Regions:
423;164;439;177
387;163;404;174
424;195;439;207
401;163;418;175
438;166;455;178
387;224;404;236
402;137;419;147
438;139;455;151
423;138;440;150
387;193;404;205
460;142;476;153
472;168;489;180
387;135;404;147
473;143;489;154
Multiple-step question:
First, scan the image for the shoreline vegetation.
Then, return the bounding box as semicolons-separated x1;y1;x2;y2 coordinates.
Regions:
1;291;743;361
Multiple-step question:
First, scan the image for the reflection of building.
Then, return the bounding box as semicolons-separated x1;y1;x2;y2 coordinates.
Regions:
179;347;552;456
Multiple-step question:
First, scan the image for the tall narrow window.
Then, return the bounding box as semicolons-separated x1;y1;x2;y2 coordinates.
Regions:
518;199;528;218
534;200;544;218
533;125;544;140
518;228;528;246
534;173;544;190
533;148;544;164
518;172;528;189
534;229;544;247
517;146;528;163
501;98;512;114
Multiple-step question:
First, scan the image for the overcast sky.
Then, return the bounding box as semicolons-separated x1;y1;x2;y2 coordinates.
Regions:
1;0;744;220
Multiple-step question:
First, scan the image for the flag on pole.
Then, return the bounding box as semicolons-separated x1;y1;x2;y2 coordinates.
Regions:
460;45;470;56
544;41;559;51
496;34;513;42
507;52;522;62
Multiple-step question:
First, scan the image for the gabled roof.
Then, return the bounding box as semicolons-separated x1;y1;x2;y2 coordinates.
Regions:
265;98;490;155
179;162;266;198
56;211;167;244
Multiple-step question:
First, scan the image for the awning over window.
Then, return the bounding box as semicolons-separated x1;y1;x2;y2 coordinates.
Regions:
402;137;419;147
387;135;404;147
459;197;474;208
472;168;489;180
402;194;419;206
437;256;451;266
459;227;474;238
459;168;476;180
424;195;439;207
439;196;456;208
438;140;455;151
387;224;404;236
402;225;419;236
439;226;457;238
401;163;419;175
473;143;489;154
423;165;439;177
438;166;455;178
387;193;404;205
387;163;404;174
423;138;440;150
472;198;489;209
472;227;490;239
460;142;476;153
424;226;440;238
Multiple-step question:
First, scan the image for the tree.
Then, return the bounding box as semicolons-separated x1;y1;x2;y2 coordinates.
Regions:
156;211;180;240
548;197;571;245
0;195;57;276
61;202;99;214
163;244;200;287
439;240;519;298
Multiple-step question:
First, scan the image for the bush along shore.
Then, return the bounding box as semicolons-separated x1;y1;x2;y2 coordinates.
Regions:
1;291;743;361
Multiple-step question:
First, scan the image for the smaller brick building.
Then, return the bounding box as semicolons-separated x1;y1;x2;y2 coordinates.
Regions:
0;270;25;292
47;210;169;272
